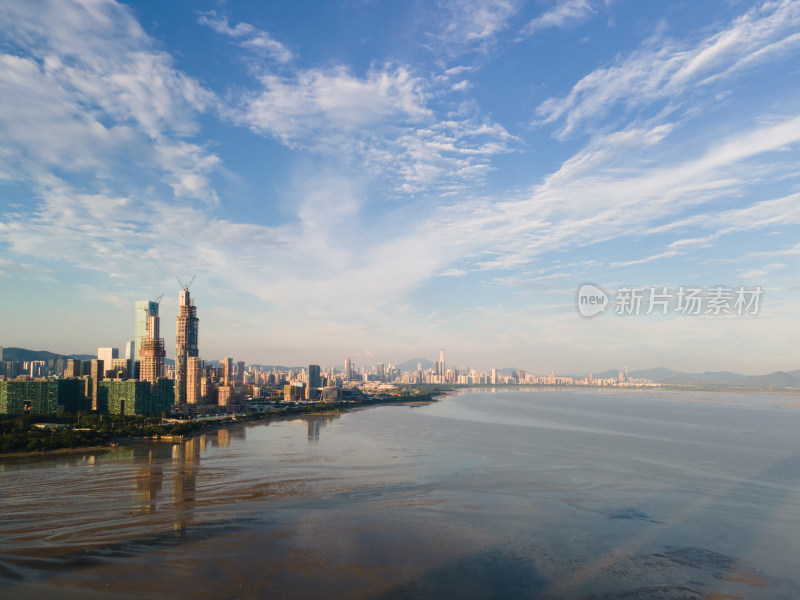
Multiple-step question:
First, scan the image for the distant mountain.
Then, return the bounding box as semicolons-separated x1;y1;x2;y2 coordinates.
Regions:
639;369;745;385
591;369;622;379
686;371;744;384
563;367;800;389
630;367;682;381
730;371;800;389
498;367;525;377
249;364;303;372
640;368;800;388
660;374;710;386
1;347;94;362
2;346;175;365
397;357;434;372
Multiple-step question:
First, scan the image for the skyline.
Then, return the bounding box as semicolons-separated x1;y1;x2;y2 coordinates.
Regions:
2;1;800;374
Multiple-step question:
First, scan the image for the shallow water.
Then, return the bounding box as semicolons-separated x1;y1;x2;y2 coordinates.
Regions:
2;389;800;598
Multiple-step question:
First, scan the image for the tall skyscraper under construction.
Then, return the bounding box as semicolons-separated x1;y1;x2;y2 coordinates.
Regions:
175;287;199;405
136;300;165;386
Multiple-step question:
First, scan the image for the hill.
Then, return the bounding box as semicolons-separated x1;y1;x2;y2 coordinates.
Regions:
397;357;434;372
1;347;94;362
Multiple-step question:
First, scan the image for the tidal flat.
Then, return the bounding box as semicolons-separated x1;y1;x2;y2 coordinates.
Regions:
2;389;799;599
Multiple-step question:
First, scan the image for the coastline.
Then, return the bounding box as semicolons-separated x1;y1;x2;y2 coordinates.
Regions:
0;393;446;460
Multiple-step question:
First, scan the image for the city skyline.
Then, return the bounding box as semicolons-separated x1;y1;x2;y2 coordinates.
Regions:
1;1;800;374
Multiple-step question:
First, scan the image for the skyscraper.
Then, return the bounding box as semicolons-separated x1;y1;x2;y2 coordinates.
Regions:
307;364;321;400
124;340;134;379
97;347;118;367
64;358;81;378
175;288;199;405
222;357;233;387
137;301;165;386
236;361;245;384
134;301;160;369
186;356;203;405
344;357;351;382
89;359;104;411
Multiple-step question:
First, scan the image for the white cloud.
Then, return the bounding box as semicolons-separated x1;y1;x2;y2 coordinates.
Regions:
0;0;220;201
522;0;601;36
238;65;430;141
430;113;800;274
197;11;293;64
536;0;800;139
430;0;523;55
231;65;517;194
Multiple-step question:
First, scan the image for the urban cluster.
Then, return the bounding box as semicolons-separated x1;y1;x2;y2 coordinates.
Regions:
0;288;655;418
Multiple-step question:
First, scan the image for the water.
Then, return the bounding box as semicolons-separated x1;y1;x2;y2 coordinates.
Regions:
2;389;800;598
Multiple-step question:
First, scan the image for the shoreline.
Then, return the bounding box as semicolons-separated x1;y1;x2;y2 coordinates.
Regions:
0;394;444;460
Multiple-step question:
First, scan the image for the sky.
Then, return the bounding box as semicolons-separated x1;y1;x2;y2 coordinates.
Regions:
1;0;800;375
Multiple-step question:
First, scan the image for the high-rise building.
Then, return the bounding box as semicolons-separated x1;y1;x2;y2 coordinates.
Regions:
0;347;3;362
124;340;135;378
222;357;233;386
175;288;199;405
344;357;351;382
64;358;82;378
97;347;119;366
236;361;245;384
89;359;104;411
134;301;160;371
138;303;165;386
306;364;321;400
1;379;87;416
186;356;203;405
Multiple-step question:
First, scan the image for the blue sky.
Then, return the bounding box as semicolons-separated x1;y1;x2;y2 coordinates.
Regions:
1;0;800;374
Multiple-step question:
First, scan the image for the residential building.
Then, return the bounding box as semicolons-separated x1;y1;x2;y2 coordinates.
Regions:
0;379;87;416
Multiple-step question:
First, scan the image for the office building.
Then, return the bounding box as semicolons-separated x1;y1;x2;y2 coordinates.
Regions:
124;340;135;378
97;347;119;366
175;287;199;405
306;364;321;400
344;357;352;382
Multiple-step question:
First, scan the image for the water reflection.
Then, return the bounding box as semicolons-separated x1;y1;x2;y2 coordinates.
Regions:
301;414;340;443
171;437;198;535
126;425;249;532
131;446;170;514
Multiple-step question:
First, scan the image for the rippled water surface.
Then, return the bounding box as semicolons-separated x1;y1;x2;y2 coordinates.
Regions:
2;389;800;599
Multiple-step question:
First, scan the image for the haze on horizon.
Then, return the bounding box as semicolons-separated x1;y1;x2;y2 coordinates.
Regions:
1;0;799;375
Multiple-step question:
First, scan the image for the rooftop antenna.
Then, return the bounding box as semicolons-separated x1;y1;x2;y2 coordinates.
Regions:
176;274;196;290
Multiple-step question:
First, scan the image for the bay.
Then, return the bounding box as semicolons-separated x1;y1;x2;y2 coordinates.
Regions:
2;388;800;599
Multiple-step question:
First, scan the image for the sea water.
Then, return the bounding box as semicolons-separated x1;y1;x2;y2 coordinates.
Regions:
1;388;799;599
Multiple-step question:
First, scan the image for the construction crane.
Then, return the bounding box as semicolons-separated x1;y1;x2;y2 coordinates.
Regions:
152;293;164;305
176;274;196;290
